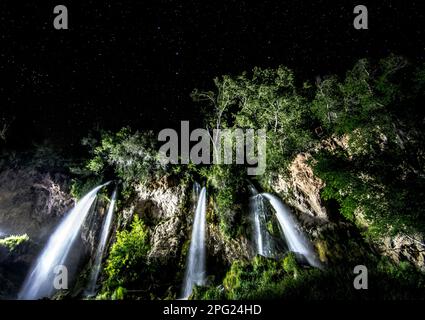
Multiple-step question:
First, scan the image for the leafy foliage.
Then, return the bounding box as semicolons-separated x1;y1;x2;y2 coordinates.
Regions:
0;234;29;252
192;66;316;177
101;216;150;299
311;57;425;235
84;128;166;188
193;253;425;300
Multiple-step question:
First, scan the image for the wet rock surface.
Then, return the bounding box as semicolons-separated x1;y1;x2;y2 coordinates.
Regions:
0;168;74;243
0;166;74;299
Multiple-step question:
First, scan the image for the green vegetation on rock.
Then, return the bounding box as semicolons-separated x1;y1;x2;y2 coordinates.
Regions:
0;234;29;252
100;215;150;299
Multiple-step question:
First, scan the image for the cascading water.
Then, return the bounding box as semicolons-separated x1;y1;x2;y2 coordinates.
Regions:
249;186;273;257
262;193;322;268
18;183;109;300
181;186;207;299
193;182;201;203
85;188;117;297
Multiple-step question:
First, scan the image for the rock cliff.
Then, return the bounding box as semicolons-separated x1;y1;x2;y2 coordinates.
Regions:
0;168;73;243
269;141;425;270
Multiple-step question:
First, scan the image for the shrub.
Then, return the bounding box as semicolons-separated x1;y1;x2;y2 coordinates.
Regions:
195;250;425;300
0;234;29;251
101;216;150;297
282;252;299;278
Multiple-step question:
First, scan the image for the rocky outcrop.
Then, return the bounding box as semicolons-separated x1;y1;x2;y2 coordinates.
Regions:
207;224;252;264
81;199;108;257
270;138;425;271
377;234;425;271
270;153;328;226
271;135;348;223
133;177;187;265
136;178;184;222
0;168;74;243
353;208;425;271
0;166;74;299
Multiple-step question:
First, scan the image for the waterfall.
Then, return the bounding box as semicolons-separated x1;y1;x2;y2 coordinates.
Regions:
262;193;322;268
192;182;201;203
18;183;109;300
181;186;207;299
85;188;117;297
249;186;273;257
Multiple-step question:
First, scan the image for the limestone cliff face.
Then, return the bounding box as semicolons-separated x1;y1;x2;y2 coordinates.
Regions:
378;234;425;272
0;168;74;243
271;153;328;223
134;177;187;265
0;166;74;299
207;223;252;265
269;140;425;271
269;152;339;265
271;135;349;224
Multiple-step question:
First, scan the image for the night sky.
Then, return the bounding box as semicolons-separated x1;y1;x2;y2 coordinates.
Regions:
0;1;424;148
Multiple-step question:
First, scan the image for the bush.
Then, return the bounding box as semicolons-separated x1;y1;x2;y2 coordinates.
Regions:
191;285;225;300
219;256;288;300
111;286;127;300
282;252;299;278
194;251;425;300
101;216;150;298
0;234;29;251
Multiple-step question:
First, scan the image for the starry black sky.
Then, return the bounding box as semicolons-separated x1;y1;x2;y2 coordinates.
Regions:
0;0;424;148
